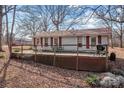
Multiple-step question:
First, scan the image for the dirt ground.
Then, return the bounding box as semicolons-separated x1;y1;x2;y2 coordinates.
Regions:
0;59;93;88
109;47;124;59
107;47;124;70
0;46;123;88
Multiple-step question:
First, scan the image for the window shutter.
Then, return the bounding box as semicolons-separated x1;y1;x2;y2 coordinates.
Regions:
86;36;89;49
59;37;62;46
51;37;53;46
98;35;101;44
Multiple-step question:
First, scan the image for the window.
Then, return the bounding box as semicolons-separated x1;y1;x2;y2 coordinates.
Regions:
51;37;53;46
37;38;39;45
77;36;82;47
91;37;96;46
44;38;48;47
54;38;58;46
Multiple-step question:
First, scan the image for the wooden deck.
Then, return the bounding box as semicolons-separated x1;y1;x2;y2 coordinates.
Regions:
11;51;108;72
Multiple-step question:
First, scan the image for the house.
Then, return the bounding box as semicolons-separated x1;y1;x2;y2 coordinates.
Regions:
33;28;112;52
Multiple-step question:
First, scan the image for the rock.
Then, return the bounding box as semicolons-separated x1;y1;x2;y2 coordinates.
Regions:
111;69;124;76
100;76;120;88
116;76;124;87
103;72;116;78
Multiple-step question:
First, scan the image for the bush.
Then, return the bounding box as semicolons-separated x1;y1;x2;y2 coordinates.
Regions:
86;74;100;87
13;48;20;52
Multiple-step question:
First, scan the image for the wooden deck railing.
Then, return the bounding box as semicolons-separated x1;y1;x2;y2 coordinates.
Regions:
11;44;109;72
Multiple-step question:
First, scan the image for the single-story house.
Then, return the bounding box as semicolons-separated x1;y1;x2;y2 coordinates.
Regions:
33;28;112;52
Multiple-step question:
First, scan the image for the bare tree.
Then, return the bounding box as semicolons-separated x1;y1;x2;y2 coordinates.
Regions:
17;15;42;37
34;5;52;31
0;6;2;51
16;5;96;33
16;6;45;38
94;5;124;48
0;5;15;51
5;5;16;58
65;5;97;31
46;5;70;31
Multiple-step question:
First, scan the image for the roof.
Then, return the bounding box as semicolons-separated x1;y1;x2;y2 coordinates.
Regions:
34;28;112;38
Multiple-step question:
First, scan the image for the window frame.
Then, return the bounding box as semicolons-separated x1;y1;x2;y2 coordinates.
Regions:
77;36;82;47
37;38;39;45
54;38;58;46
44;37;48;47
91;37;96;46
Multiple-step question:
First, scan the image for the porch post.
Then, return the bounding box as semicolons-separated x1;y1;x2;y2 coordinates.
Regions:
105;45;108;71
53;44;56;66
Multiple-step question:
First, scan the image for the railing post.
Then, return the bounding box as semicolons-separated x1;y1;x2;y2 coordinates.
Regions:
21;44;23;55
76;45;79;71
21;44;24;67
53;45;56;66
34;45;37;62
105;45;109;71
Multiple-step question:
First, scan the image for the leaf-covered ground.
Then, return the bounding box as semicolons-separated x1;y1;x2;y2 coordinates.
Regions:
0;59;93;88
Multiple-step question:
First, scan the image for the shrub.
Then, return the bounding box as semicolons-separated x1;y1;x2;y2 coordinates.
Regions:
86;74;100;87
13;48;20;52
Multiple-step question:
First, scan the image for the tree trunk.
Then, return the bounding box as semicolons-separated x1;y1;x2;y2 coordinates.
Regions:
120;22;123;48
9;6;16;58
111;34;114;48
56;24;59;31
120;35;123;48
0;6;3;51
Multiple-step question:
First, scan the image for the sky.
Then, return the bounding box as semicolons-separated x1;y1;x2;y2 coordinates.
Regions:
4;5;106;40
2;5;116;40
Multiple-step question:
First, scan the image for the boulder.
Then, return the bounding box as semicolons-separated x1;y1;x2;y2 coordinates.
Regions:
103;72;116;78
100;76;120;88
100;72;124;87
116;76;124;87
111;69;124;76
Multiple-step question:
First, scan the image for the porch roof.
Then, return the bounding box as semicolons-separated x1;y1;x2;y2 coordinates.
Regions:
34;28;112;38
